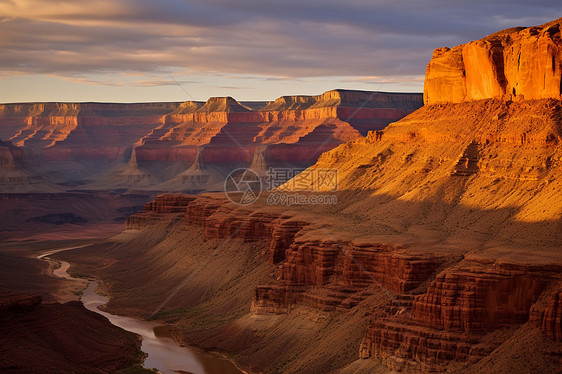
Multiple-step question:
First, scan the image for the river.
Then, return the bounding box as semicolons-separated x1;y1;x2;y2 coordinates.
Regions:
39;250;243;374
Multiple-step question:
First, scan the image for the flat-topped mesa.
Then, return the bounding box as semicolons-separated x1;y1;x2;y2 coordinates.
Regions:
316;89;423;110
168;101;203;115
261;96;318;111
250;90;422;153
0;102;181;128
138;97;264;159
424;18;562;104
198;97;252;113
2;102;181;159
261;90;423;112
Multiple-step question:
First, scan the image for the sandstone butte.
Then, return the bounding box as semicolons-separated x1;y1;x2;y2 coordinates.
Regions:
111;18;562;374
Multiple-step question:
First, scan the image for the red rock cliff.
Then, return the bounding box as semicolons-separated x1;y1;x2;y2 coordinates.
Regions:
0;102;180;153
424;18;562;104
136;90;422;164
0;90;421;165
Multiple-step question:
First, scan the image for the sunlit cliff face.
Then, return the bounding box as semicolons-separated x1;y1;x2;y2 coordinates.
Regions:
424;20;562;104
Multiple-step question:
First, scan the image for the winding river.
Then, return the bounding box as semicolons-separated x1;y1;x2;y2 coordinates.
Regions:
39;250;243;374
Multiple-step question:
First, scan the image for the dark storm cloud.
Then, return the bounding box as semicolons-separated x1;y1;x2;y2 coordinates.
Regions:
0;0;558;80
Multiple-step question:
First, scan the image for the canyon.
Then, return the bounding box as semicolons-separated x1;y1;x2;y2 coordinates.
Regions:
1;16;562;374
50;18;562;374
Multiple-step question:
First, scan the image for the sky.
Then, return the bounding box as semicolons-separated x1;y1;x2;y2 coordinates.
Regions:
0;0;559;103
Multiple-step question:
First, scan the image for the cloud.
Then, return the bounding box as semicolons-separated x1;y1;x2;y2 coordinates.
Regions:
0;0;558;84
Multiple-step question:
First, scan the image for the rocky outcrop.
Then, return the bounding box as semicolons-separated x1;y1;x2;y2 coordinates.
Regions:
127;195;449;315
359;260;561;371
268;219;309;263
259;240;447;312
424;18;562;104
128;195;313;269
182;197;311;257
0;294;145;374
0;293;42;318
360;318;489;372
411;261;554;333
125;193;196;229
530;283;562;341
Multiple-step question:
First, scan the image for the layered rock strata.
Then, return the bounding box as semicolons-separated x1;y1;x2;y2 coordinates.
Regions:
359;259;562;371
136;90;422;165
125;194;196;229
127;193;562;372
0;90;421;166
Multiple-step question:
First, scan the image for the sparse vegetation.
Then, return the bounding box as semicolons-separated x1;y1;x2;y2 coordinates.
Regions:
114;364;159;374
